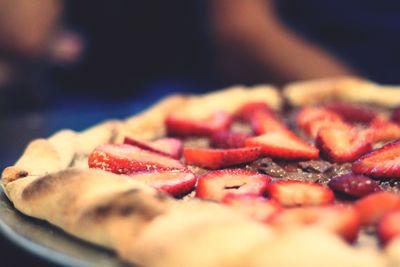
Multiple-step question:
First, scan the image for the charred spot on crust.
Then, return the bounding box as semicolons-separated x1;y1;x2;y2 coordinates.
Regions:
109;124;120;144
155;191;169;201
69;153;88;167
2;167;30;184
22;169;79;200
16;170;29;178
85;188;168;222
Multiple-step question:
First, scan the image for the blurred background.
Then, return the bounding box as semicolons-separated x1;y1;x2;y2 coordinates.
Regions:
2;0;400;170
1;0;400;266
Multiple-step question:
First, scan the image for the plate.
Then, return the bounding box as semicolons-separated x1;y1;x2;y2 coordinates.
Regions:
0;188;131;267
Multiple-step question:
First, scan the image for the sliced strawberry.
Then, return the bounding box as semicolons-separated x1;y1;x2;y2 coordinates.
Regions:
222;193;282;223
352;140;400;179
88;144;185;174
355;191;400;225
366;116;400;143
195;169;271;201
165;111;232;137
129;170;196;197
235;102;273;122
250;110;288;135
316;127;372;163
378;211;400;245
183;147;261;169
325;102;377;123
124;137;183;159
391;107;400;124
268;205;360;242
245;131;319;160
296;107;342;130
150;138;183;159
328;173;381;198
267;180;334;207
303;118;351;139
210;131;250;149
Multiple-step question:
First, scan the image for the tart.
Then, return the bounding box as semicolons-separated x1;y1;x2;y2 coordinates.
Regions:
3;78;400;267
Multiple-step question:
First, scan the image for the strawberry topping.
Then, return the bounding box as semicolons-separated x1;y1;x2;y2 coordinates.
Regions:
296;107;342;131
210;131;250;149
88;144;185;174
303;119;351;139
352;140;400;179
150;138;183;159
355;191;400;225
235;102;273;122
129;170;196;197
266;180;334;207
124;137;183;159
165;111;232;137
184;147;261;169
328;173;381;198
391;107;400;124
366;116;400;143
316;127;372;163
245;131;319;160
378;211;400;245
222;193;282;223
325;102;377;123
195;169;271;201
250;110;288;135
268;205;361;242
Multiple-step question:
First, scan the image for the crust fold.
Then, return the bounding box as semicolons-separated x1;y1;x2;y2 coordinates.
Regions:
284;76;400;107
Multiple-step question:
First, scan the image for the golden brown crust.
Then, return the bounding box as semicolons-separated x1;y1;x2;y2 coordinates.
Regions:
283;76;400;107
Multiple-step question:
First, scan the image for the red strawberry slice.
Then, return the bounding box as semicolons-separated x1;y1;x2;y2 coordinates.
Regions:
355;191;400;226
378;211;400;245
391;107;400;124
268;205;360;242
245;131;319;160
183;147;261;169
151;138;183;159
129;170;196;197
366;116;400;143
328;173;381;198
235;102;273;122
210;131;250;149
222;193;282;223
124;137;183;159
316;127;372;163
250;110;288;135
325;102;377;123
303;119;351;139
296;107;342;130
165;111;232;137
352;140;400;179
267;180;334;207
88;144;185;174
195;169;271;201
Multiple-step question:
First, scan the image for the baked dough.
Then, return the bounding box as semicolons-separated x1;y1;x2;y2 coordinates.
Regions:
284;76;400;107
0;83;391;266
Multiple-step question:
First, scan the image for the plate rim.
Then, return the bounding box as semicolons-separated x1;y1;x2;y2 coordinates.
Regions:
0;188;103;267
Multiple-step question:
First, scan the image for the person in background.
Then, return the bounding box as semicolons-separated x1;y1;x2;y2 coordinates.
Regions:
210;0;400;85
0;0;62;58
0;0;64;112
209;0;358;84
1;0;398;104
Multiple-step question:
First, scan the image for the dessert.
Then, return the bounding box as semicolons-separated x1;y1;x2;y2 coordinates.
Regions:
4;78;400;267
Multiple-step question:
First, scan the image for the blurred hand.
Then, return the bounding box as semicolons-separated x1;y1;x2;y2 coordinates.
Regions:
209;0;358;84
0;0;63;58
